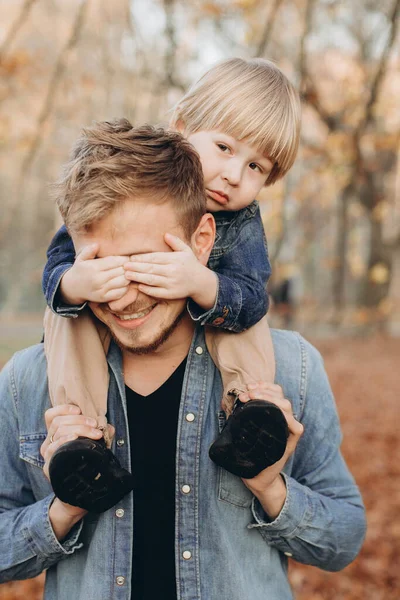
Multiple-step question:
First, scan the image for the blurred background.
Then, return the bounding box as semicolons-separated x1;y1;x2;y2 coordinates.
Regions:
0;0;399;598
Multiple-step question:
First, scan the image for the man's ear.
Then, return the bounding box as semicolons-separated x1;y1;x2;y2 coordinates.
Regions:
190;213;215;265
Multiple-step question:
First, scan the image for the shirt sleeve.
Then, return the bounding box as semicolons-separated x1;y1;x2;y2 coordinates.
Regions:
247;339;367;571
42;225;86;317
0;358;84;583
187;207;271;332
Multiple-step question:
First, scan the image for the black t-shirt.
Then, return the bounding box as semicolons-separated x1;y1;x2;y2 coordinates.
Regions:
126;358;186;600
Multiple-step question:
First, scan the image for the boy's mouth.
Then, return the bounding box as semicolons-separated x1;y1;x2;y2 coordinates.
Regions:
207;189;229;206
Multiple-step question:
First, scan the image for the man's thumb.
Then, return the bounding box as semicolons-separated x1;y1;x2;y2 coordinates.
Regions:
76;243;99;262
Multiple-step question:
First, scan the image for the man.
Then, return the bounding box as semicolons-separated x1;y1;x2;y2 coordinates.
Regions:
0;121;366;599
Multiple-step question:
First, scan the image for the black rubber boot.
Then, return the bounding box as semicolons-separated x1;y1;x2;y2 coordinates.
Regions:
49;437;134;513
209;399;289;479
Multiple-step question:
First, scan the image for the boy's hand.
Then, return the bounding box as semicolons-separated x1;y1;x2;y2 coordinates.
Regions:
123;233;218;309
240;382;304;519
60;243;130;305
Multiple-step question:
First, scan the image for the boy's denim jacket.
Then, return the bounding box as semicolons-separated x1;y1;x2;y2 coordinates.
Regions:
0;328;366;599
42;201;271;332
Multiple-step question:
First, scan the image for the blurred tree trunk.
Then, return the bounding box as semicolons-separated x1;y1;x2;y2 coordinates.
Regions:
301;0;400;329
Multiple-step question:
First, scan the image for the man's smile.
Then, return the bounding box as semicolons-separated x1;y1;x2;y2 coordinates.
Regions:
108;303;157;329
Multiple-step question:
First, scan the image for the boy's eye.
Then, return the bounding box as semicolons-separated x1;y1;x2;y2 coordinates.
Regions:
249;162;262;173
217;143;230;153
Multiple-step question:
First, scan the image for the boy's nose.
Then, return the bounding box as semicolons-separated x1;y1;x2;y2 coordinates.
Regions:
107;282;140;313
222;161;242;186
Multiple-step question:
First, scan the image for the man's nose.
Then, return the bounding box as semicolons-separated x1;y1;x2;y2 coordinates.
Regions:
107;282;140;313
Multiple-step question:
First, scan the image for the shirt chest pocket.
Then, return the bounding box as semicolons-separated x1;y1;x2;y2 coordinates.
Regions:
19;434;46;469
218;468;254;508
215;411;254;509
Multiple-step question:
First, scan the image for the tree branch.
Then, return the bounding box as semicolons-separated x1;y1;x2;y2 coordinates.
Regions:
357;0;400;134
0;0;39;61
254;0;285;57
0;0;89;242
20;0;89;176
163;0;186;91
297;0;340;131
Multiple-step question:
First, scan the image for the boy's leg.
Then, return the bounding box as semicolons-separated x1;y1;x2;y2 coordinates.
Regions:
43;307;134;513
206;318;288;479
43;307;111;443
205;316;275;416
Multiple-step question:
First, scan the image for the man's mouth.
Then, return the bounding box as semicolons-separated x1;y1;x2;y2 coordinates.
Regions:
116;306;154;321
207;189;229;206
110;304;156;328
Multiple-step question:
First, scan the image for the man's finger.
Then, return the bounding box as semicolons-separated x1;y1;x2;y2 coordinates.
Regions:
44;404;81;430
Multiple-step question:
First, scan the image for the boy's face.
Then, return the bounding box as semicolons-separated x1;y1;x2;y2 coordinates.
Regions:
184;129;274;212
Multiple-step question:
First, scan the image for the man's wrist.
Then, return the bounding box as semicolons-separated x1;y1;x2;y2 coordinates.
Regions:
251;474;287;521
49;497;87;542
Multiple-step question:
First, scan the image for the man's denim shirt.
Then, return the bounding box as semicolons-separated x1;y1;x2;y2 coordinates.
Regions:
0;328;366;599
42;201;271;332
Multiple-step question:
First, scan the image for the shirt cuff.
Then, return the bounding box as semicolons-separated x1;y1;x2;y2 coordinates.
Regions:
247;473;313;548
26;495;84;557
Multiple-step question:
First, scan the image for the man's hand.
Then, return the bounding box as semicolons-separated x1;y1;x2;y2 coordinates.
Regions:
59;243;129;305
123;233;218;310
40;404;109;540
240;382;304;519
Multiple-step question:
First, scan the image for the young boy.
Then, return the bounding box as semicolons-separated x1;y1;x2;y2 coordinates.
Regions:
42;57;301;512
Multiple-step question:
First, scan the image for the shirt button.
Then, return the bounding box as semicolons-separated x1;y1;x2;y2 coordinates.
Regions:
115;508;125;518
116;576;125;586
212;317;225;326
182;550;192;560
284;552;293;557
116;439;125;447
195;346;203;355
185;413;195;422
181;484;191;494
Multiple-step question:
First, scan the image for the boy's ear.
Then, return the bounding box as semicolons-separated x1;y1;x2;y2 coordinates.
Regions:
190;213;215;265
171;119;186;134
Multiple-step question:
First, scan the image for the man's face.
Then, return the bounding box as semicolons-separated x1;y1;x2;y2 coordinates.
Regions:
72;199;191;355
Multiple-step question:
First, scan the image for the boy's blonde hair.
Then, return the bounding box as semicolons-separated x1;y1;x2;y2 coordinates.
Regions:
171;57;301;185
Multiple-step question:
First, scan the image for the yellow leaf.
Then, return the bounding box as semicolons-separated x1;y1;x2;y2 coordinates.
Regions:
369;263;390;285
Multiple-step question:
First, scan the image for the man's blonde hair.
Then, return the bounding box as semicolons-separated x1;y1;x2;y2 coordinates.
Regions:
54;120;206;236
170;57;301;185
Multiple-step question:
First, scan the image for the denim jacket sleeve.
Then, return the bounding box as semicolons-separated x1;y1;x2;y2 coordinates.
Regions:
187;203;271;332
0;356;84;582
42;225;87;317
248;335;366;571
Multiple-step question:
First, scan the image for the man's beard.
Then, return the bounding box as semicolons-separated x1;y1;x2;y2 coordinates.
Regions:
109;307;186;355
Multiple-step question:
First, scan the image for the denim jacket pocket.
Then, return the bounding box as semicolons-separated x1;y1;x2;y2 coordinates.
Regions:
19;434;47;469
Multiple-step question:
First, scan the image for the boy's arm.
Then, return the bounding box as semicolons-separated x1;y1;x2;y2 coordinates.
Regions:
188;208;271;332
43;226;129;317
42;225;85;317
123;207;271;333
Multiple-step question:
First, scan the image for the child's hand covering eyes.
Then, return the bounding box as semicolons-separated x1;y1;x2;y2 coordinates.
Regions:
60;244;129;305
124;233;217;308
